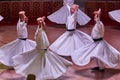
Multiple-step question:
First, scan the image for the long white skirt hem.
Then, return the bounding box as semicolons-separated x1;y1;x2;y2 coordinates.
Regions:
0;39;36;66
72;40;120;67
13;49;72;80
50;30;93;56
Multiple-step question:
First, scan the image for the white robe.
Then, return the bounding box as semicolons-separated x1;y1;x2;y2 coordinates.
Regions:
0;15;3;21
13;26;72;80
0;19;36;66
63;0;74;6
109;9;120;23
49;5;93;56
47;0;91;25
71;19;120;67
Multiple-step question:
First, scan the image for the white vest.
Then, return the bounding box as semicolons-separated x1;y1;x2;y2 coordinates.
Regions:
91;19;104;39
66;4;77;30
17;19;28;38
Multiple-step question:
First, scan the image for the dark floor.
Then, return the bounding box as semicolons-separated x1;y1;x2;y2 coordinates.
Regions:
0;23;120;80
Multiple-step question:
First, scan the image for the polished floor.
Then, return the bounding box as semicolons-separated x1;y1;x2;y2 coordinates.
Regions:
0;22;120;80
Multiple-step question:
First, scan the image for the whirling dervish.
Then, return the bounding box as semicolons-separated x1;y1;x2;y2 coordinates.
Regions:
0;11;36;66
49;3;93;56
13;16;72;80
71;8;120;72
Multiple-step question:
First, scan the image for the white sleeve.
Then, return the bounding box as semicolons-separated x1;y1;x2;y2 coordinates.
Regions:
66;4;70;12
34;26;39;40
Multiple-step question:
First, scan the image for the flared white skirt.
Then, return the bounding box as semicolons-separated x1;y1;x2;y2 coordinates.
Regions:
109;9;120;23
47;6;91;25
0;39;36;66
13;49;72;80
50;30;93;56
71;40;120;67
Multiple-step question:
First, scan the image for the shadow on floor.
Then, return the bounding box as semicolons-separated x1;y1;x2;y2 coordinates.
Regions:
74;67;120;79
